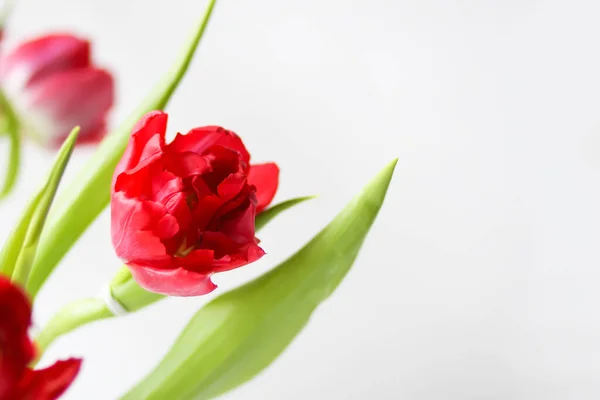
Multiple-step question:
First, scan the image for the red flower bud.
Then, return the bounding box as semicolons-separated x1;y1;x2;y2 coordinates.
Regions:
0;276;81;399
111;111;279;296
0;34;114;147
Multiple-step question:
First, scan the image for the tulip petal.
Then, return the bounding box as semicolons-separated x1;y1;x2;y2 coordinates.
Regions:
129;265;217;297
217;172;246;203
165;152;211;178
211;242;265;273
0;34;90;92
176;249;215;272
23;67;114;146
248;163;279;213
170;126;250;166
0;277;34;391
113;111;168;184
218;195;258;245
17;358;82;400
111;193;171;266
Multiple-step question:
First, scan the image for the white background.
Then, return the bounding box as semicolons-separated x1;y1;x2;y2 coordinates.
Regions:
2;0;600;399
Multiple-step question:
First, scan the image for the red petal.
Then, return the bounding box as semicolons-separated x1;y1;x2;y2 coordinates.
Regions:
212;243;265;273
175;249;215;272
163;192;193;233
219;200;258;244
0;277;35;398
110;193;171;266
248;163;279;213
201;145;244;192
128;265;217;297
112;111;168;187
217;172;246;203
169;126;250;167
191;193;222;232
16;358;82;400
165;152;211;178
155;214;179;240
151;171;184;203
25;68;114;145
0;34;90;92
199;231;239;259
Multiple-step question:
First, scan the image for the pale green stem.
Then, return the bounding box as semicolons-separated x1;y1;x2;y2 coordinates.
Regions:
35;298;113;354
34;270;162;358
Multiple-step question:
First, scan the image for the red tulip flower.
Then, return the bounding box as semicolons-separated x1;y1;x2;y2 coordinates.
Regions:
111;111;279;296
0;34;114;147
0;276;81;399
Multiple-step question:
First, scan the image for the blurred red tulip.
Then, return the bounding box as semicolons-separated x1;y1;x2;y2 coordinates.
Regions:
0;34;114;147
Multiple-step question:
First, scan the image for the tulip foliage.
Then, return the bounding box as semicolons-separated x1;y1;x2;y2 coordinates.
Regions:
0;0;397;399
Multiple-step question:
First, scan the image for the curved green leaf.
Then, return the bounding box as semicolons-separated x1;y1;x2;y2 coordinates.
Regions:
26;0;219;298
121;159;397;400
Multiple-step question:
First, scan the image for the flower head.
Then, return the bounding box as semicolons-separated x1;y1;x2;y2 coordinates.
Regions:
111;111;279;296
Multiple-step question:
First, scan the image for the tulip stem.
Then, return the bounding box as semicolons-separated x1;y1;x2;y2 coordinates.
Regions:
0;89;21;199
35;298;114;357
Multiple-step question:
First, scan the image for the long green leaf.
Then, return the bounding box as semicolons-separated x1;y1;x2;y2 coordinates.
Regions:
34;195;313;354
0;189;43;278
0;88;21;199
121;159;397;400
26;0;219;298
1;127;79;283
11;128;79;286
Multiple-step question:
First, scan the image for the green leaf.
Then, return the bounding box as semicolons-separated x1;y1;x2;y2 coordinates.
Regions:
254;195;316;231
0;187;43;278
121;159;397;400
0;88;21;199
26;0;219;298
34;195;313;354
2;127;79;287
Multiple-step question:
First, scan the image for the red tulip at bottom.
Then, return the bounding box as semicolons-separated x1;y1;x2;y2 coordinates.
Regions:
111;111;280;296
0;276;81;400
0;34;114;147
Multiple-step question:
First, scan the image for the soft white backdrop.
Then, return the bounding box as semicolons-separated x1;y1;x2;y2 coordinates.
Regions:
2;0;600;399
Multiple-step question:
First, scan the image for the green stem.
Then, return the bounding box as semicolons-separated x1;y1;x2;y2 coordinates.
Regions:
0;89;21;199
34;270;163;360
35;298;113;354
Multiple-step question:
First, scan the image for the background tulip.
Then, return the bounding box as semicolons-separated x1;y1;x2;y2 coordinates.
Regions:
0;33;114;147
